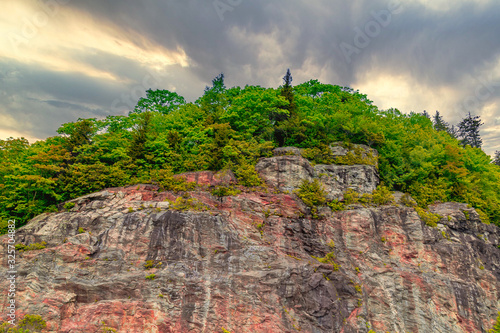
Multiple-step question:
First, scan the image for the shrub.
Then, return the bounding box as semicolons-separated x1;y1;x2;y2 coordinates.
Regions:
169;196;208;211
15;242;47;252
371;185;395;205
400;193;417;207
64;202;76;211
327;200;345;212
211;186;241;197
18;314;46;332
343;189;360;205
296;179;327;208
145;274;156;280
415;207;442;228
150;168;196;192
78;227;85;234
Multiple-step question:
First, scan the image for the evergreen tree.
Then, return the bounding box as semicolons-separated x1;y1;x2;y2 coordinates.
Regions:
447;125;458;139
280;69;296;118
421;110;430;119
433;111;449;131
128;112;153;160
493;151;500;166
199;73;227;123
457;112;483;148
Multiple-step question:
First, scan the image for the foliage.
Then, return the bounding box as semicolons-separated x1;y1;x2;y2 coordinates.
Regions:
169;195;208;211
490;312;500;333
0;314;46;333
327;200;345;212
17;315;46;332
296;179;327;208
150;168;196;192
1;75;500;232
494;151;500;166
415;207;442;228
370;185;395;205
145;274;156;280
458;112;483;148
15;241;47;252
63;202;75;211
433;111;449;132
132;89;185;114
210;186;241;197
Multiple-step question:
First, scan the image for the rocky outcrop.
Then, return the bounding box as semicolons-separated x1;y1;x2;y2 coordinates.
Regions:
255;146;379;200
1;177;499;332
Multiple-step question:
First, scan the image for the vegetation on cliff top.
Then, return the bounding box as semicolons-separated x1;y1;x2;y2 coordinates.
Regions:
1;71;499;232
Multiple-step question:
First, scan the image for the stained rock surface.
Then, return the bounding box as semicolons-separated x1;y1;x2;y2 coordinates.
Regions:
1;168;499;332
256;145;379;200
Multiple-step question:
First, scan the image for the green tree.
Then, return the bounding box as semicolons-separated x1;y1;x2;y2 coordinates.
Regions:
133;89;185;114
458;112;483;148
493;151;500;166
128;112;153;161
433;111;448;131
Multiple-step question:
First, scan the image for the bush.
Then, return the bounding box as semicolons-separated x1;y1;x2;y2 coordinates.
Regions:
211;186;241;197
343;189;360;205
371;185;395;205
15;242;47;252
64;202;76;211
327;200;345;212
296;179;327;208
415;207;442;228
169;195;208;211
150;168;196;192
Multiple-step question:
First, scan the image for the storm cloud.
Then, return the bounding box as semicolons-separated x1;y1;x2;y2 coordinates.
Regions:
1;0;499;154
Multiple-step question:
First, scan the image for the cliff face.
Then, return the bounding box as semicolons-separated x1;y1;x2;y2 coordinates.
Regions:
1;147;499;333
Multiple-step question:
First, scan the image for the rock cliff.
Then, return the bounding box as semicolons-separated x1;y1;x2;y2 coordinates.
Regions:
1;147;499;333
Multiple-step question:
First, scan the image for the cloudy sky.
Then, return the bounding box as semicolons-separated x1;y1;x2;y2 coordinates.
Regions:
1;0;499;155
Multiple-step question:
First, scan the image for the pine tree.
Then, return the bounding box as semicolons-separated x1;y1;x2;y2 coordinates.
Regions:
447;125;458;139
422;110;430;119
280;69;296;118
457;112;483;148
128;112;153;160
493;151;500;166
433;111;449;131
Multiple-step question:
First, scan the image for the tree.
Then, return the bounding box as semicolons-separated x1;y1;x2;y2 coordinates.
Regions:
132;89;185;114
447;125;458;139
128;112;153;160
198;73;227;123
493;151;500;166
433;111;449;132
280;68;296;118
421;110;430;119
457;112;483;148
57;119;96;153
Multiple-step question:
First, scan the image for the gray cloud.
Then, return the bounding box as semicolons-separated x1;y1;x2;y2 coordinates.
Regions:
1;0;500;154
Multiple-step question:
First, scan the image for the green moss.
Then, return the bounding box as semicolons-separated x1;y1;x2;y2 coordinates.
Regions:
462;210;470;220
127;207;134;213
221;328;232;333
78;227;85;234
145;274;156;280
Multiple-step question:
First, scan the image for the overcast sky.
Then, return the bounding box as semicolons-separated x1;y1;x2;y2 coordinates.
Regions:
1;0;499;155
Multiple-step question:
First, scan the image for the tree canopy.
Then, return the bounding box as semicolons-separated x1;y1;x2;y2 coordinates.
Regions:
1;75;499;233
